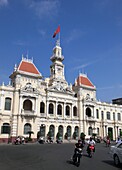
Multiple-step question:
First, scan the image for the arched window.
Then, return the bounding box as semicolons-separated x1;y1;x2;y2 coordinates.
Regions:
101;111;104;119
4;97;11;110
118;113;121;121
107;112;110;120
48;103;54;114
73;106;77;116
88;127;92;135
57;125;63;138
96;109;99;119
97;127;99;135
86;107;91;117
39;124;45;137
23;100;32;111
113;112;115;121
40;102;45;113
1;123;10;134
57;104;62;115
73;126;79;139
67;126;71;139
48;125;55;138
66;105;70;116
24;123;31;134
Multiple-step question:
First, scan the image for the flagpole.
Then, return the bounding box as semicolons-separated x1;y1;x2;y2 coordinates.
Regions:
58;29;60;46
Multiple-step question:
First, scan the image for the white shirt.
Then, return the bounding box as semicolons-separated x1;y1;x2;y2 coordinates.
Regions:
87;140;96;145
116;139;121;144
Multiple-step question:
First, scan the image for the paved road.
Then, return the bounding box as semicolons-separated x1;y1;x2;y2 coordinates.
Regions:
0;142;121;170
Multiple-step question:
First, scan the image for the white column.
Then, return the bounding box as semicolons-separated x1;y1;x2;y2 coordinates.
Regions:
83;106;86;134
34;98;38;113
71;104;73;119
45;125;49;138
46;100;49;117
55;101;57;117
63;125;67;140
0;91;4;111
63;103;66;118
19;95;23;114
54;125;58;141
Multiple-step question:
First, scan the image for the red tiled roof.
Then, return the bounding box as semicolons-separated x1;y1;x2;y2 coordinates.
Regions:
77;75;94;87
18;61;40;75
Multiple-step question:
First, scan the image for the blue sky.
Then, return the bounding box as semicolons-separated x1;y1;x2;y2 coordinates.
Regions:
0;0;122;103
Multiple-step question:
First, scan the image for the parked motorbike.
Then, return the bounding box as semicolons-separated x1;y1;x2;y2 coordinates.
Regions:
72;148;82;167
56;139;63;144
38;137;45;144
87;145;95;158
46;137;53;144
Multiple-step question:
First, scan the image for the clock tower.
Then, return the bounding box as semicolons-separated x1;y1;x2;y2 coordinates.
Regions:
49;39;68;87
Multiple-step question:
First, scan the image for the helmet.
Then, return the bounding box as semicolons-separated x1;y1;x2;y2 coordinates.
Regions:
90;137;93;141
78;139;81;143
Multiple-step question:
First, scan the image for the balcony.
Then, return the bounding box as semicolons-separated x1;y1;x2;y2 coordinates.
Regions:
85;116;96;122
21;109;36;117
40;113;47;118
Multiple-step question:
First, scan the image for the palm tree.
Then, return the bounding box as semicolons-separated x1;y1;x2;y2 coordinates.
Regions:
27;131;34;139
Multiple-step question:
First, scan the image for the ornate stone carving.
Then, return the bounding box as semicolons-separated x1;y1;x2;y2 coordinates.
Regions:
21;83;39;94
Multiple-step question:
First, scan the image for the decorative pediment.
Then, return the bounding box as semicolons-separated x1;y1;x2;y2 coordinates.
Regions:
83;94;95;102
46;83;74;94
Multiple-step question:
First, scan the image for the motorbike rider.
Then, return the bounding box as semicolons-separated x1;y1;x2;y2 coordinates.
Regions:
87;137;96;153
72;139;84;159
106;136;110;146
116;137;122;144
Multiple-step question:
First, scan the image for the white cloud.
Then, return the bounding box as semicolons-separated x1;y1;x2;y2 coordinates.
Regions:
65;29;86;43
28;0;60;19
38;29;46;37
72;59;100;71
98;84;122;90
0;0;8;6
13;40;29;46
97;86;114;90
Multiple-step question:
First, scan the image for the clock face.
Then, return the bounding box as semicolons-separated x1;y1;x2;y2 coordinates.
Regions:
57;67;61;72
57;67;63;77
56;84;63;91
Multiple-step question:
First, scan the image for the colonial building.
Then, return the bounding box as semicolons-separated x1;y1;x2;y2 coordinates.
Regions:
0;40;122;143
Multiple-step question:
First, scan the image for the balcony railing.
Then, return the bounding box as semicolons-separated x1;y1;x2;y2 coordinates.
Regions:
85;116;96;122
40;113;46;118
21;109;36;117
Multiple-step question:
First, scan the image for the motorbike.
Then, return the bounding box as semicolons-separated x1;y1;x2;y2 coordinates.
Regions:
56;138;63;144
72;148;82;167
87;145;95;158
38;137;45;144
46;137;53;144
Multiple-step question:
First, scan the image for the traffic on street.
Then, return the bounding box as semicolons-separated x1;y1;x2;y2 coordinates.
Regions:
0;141;121;170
